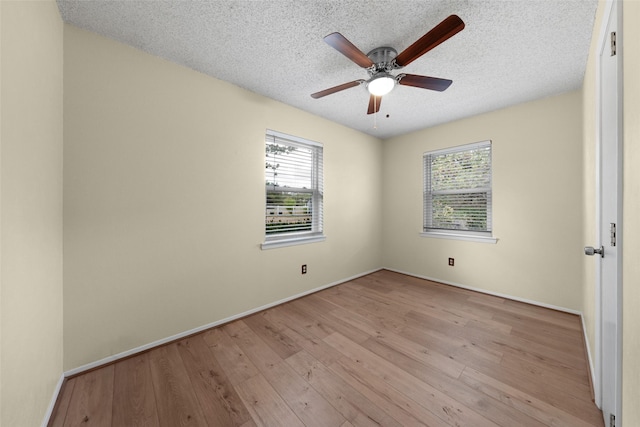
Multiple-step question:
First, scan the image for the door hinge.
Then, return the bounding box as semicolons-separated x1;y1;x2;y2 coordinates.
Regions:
610;413;616;427
611;31;617;56
610;223;616;247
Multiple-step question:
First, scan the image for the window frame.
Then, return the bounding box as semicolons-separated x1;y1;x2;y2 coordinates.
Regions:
421;140;497;244
261;129;325;250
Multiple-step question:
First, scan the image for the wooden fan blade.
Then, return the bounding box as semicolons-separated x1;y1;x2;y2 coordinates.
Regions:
398;74;453;91
395;15;465;67
311;80;362;99
367;94;382;115
324;32;375;68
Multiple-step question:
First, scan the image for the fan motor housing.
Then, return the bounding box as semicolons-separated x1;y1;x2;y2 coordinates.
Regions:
366;47;398;74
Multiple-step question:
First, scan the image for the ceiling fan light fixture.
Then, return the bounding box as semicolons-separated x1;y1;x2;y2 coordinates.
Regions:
367;74;395;96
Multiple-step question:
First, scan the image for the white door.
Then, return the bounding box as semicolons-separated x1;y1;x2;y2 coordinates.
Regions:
589;1;623;426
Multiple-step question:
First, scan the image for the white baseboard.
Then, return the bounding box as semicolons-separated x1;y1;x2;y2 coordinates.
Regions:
386;267;599;403
385;268;600;391
63;267;382;378
42;268;382;425
580;312;598;404
47;266;594;426
41;373;65;427
383;267;582;315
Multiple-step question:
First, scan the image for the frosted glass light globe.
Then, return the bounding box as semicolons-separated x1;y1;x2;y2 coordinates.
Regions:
367;74;395;96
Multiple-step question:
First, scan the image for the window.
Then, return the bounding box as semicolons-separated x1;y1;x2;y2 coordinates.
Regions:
262;130;324;249
423;140;495;243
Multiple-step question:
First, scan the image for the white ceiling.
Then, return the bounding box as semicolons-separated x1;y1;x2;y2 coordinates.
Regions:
56;0;598;140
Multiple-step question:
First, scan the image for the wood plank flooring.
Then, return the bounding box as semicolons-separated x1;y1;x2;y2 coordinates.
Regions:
48;270;603;426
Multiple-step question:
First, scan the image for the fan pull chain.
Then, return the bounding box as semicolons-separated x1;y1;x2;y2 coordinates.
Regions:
373;97;378;129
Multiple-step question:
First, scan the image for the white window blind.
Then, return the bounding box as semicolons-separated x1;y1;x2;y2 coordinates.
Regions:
265;130;323;241
423;141;492;234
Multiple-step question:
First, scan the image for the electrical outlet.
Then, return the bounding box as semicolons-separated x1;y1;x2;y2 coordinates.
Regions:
301;264;307;274
448;258;455;266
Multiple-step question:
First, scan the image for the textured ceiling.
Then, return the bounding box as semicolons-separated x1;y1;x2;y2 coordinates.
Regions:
56;0;598;139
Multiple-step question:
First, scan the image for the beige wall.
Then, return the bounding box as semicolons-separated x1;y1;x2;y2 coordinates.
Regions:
382;91;584;311
63;26;383;370
0;1;64;425
622;1;640;424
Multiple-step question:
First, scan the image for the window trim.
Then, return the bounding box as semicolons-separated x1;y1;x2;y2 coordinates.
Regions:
262;129;324;250
261;234;326;250
420;230;497;244
422;140;495;242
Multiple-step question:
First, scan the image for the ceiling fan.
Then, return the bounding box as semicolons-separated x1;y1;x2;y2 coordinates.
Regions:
311;15;465;115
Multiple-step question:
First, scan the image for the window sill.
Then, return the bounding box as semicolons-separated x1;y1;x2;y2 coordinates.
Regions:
420;231;498;244
261;234;326;250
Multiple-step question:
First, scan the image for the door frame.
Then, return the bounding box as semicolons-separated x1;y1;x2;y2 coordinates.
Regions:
594;0;623;421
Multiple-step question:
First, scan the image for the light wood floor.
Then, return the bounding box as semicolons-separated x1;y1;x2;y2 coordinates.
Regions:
49;270;603;426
